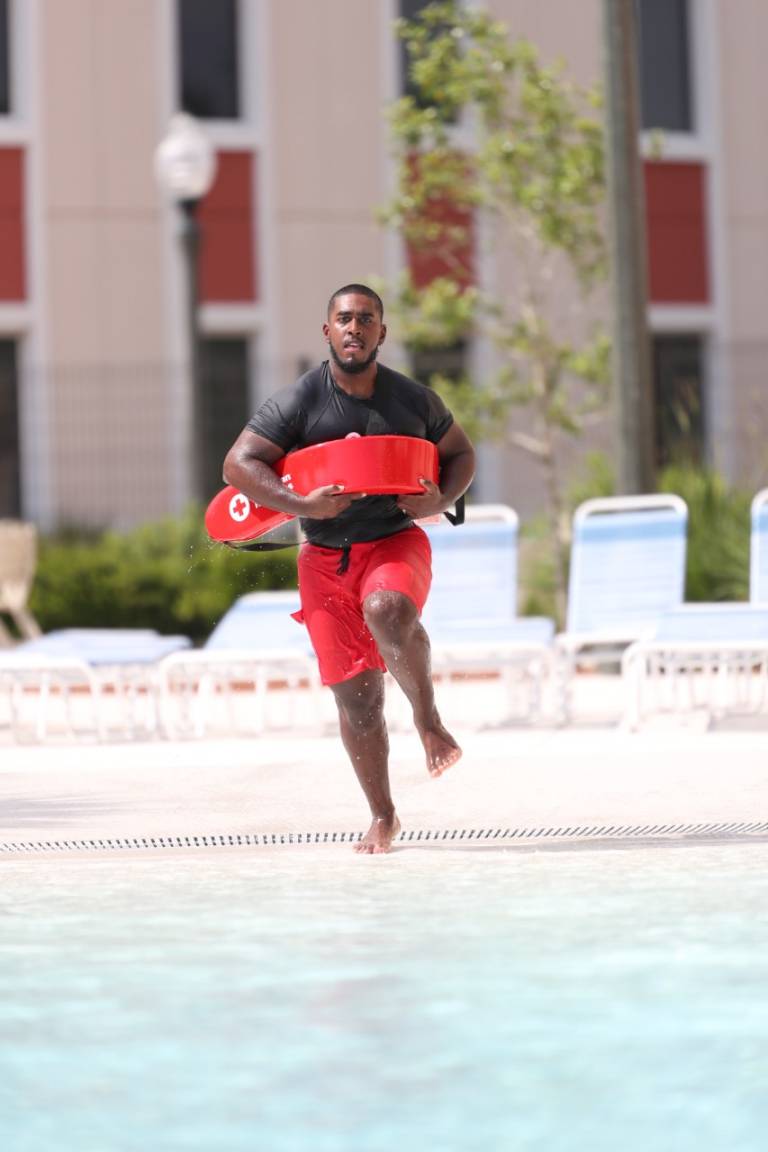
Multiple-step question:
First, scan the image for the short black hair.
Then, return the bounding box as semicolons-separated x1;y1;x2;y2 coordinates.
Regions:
327;283;384;319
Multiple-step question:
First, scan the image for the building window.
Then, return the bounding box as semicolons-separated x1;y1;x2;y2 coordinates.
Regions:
0;340;20;516
637;0;693;132
178;0;239;120
399;1;430;102
653;333;704;468
398;0;458;121
0;0;10;115
200;337;251;500
409;340;467;388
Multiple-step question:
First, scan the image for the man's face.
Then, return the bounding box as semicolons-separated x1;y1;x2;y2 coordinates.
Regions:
323;294;386;375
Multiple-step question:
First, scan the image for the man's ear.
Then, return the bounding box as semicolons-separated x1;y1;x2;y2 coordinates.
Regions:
378;323;387;345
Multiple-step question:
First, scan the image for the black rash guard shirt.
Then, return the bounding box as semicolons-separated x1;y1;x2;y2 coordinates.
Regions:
246;361;454;547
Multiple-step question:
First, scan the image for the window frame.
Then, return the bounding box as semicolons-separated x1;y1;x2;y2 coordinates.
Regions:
0;336;21;516
637;0;693;135
652;330;707;469
408;339;468;390
638;0;716;163
0;0;10;117
0;0;32;136
176;0;244;125
198;332;255;501
397;0;460;125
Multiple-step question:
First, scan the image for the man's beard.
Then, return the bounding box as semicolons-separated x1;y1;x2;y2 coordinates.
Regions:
329;343;379;376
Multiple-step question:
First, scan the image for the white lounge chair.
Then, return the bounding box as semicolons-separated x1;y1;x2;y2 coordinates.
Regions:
622;603;768;729
420;505;555;725
0;654;103;742
620;487;768;728
554;494;688;722
750;488;768;603
0;520;42;645
157;590;321;739
0;628;191;741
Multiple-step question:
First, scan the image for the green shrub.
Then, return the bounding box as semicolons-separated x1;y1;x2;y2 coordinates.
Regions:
28;464;753;645
519;458;752;619
658;465;750;602
29;507;298;644
519;525;559;620
520;453;615;623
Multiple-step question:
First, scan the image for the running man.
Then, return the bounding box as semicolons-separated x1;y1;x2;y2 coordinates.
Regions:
223;284;476;853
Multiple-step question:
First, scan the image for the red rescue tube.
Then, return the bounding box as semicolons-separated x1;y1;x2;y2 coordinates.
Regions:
205;435;439;546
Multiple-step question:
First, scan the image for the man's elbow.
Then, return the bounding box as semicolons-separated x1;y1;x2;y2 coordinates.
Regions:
459;444;477;476
222;448;239;487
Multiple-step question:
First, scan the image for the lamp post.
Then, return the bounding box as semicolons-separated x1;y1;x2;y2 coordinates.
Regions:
602;0;656;494
155;113;217;503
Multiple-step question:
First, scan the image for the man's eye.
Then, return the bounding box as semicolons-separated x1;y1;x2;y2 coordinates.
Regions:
337;313;374;325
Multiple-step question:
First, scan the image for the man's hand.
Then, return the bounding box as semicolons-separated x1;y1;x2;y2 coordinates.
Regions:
301;484;358;519
396;477;445;520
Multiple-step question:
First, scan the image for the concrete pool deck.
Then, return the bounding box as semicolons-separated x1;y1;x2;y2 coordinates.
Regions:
2;675;768;856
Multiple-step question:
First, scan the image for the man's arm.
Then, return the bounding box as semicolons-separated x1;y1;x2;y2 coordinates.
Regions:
222;429;357;520
396;422;476;519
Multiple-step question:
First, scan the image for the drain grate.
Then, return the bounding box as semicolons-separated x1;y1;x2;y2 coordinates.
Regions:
2;820;768;855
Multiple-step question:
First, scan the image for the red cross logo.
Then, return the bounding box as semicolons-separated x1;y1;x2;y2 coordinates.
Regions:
228;493;251;523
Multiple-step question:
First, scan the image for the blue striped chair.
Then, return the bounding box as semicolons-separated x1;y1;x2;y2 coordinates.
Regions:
555;494;689;722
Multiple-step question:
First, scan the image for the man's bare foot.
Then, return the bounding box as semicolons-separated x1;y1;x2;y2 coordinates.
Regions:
354;812;402;854
420;725;462;778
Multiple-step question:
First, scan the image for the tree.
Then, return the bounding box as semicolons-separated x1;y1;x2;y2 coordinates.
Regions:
381;1;610;619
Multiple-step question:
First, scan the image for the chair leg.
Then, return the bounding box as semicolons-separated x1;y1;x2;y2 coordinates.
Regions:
12;607;42;641
553;647;575;725
620;648;642;731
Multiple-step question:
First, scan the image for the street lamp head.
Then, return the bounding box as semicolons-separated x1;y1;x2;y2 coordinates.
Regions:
155;113;217;203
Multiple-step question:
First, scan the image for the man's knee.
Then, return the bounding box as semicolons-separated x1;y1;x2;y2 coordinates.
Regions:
332;673;385;727
363;589;418;640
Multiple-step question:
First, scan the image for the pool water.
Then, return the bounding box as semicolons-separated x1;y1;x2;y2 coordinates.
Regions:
1;842;767;1152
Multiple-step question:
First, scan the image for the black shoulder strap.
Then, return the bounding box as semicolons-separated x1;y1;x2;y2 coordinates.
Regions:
443;494;465;526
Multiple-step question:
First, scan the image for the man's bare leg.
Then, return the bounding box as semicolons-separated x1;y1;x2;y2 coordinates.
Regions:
363;590;462;778
331;671;402;854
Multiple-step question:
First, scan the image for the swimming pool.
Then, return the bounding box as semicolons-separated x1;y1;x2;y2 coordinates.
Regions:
1;842;767;1151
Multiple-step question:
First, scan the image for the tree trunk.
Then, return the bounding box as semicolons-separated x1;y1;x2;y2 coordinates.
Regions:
539;409;568;627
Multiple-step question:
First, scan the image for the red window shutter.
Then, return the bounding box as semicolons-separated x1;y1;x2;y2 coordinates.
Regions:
0;148;26;301
404;152;475;290
198;150;257;303
644;160;709;304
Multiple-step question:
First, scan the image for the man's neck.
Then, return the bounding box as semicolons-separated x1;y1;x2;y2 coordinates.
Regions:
328;362;378;398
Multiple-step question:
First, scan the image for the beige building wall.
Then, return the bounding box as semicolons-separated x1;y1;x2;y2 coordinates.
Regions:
41;0;170;527
266;0;611;518
482;0;608;518
265;0;391;392
21;0;768;530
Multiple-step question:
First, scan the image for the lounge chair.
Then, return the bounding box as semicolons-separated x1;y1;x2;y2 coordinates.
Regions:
620;487;768;728
750;487;768;603
0;628;191;741
157;590;322;739
554;494;688;722
161;509;555;737
419;505;555;725
0;520;42;645
622;603;768;728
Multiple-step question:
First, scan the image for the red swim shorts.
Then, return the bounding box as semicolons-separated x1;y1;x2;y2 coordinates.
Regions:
295;526;432;686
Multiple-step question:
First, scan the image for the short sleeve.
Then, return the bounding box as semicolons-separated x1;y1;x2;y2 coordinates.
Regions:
422;386;454;444
247;385;305;452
